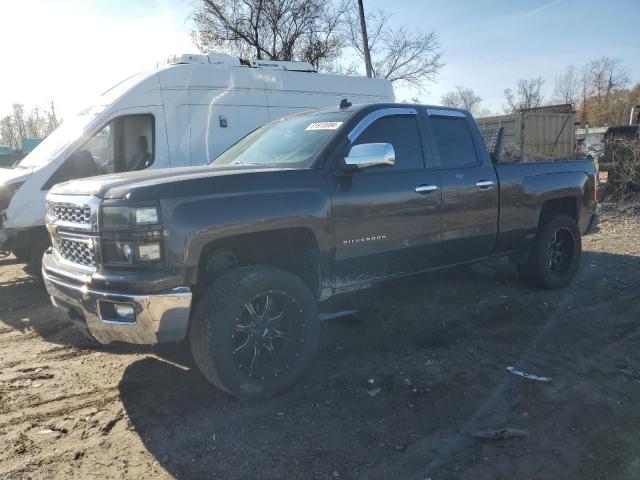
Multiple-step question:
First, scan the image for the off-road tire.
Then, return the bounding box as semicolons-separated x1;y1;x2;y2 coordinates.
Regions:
189;266;319;399
517;213;581;289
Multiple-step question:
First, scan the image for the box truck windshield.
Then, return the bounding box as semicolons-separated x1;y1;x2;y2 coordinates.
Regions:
17;72;146;169
17;106;104;169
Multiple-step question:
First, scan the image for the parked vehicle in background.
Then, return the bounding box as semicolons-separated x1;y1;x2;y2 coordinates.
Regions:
42;102;597;398
0;52;393;270
597;108;640;196
476;104;576;161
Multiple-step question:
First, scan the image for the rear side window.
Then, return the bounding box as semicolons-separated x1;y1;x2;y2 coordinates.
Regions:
431;117;478;168
354;115;424;170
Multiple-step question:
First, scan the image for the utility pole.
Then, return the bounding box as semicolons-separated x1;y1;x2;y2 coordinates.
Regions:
357;0;373;78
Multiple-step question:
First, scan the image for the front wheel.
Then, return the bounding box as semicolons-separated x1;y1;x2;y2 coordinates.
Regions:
517;214;581;289
189;266;319;399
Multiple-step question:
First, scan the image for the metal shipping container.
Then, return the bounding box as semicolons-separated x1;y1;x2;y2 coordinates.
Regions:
476;109;576;161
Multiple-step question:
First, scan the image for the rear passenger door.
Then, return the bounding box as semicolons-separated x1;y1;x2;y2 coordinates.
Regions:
425;108;498;263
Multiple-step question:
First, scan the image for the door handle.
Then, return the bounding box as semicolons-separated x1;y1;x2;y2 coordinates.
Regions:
415;184;438;194
475;180;494;189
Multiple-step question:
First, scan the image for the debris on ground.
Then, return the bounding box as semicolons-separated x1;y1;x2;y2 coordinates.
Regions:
319;310;359;322
367;387;382;397
506;366;552;382
100;410;125;435
470;428;529;441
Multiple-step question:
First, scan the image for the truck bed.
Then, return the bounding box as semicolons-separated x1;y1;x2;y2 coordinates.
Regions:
494;159;597;253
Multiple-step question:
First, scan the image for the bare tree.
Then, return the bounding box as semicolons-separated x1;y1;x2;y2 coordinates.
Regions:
191;0;349;70
344;6;443;90
553;65;580;105
504;77;545;112
46;101;60;133
25;106;47;139
584;57;630;125
0;102;61;150
11;104;26;142
0;116;17;149
441;85;482;115
578;63;594;124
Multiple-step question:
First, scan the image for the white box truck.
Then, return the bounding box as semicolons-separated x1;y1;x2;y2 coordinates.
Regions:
0;52;394;269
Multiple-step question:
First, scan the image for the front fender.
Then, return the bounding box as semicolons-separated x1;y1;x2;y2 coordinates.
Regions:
163;188;333;283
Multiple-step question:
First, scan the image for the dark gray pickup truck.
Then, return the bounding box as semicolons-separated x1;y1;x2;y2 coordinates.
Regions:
42;103;597;398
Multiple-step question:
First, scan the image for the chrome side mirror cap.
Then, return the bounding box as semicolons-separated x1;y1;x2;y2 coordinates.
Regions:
344;143;395;169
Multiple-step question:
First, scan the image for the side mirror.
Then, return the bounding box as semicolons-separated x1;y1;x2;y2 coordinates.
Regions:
344;143;395;170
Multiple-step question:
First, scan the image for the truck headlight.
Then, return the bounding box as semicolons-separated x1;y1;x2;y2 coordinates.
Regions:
100;204;163;265
133;207;159;225
102;206;160;229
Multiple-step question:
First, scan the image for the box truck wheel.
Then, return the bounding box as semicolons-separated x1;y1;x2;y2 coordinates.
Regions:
517;214;581;289
11;245;31;262
189;266;319;399
25;235;51;278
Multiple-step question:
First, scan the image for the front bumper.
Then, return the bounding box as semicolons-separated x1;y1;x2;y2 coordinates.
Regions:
43;255;192;345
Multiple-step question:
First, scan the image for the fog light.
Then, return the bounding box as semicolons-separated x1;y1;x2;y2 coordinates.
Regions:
99;301;136;323
114;303;135;319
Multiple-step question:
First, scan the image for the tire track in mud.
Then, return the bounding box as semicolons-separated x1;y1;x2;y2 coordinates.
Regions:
0;423;141;480
0;387;121;427
40;347;98;362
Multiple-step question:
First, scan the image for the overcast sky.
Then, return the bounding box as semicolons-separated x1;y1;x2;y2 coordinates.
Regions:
0;0;638;120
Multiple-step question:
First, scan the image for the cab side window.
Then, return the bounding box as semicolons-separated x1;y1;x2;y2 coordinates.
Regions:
430;116;478;168
353;115;424;170
118;115;154;173
80;114;154;175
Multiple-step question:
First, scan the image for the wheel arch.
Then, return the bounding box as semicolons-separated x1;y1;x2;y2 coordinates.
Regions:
190;227;323;299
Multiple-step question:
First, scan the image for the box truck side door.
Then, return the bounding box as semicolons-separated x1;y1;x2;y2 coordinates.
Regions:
160;88;191;167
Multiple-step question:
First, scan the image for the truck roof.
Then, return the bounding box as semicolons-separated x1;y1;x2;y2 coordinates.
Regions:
159;52;316;72
303;102;471;116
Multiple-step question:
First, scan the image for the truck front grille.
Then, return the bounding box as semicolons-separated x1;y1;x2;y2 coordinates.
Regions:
52;236;95;267
49;204;92;224
46;195;100;269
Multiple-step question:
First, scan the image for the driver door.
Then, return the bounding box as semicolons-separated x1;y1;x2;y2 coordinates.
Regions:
331;109;442;288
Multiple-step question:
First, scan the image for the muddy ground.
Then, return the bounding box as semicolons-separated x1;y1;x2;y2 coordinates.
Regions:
1;201;639;480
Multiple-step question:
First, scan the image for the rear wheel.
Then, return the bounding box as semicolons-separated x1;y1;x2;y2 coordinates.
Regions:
189;266;319;399
517;213;581;289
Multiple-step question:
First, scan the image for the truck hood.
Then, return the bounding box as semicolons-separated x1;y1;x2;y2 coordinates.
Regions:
0;167;33;185
49;165;293;199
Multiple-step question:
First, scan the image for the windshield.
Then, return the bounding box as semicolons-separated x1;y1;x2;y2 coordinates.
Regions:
211;112;349;168
18;106;103;169
17;72;146;169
